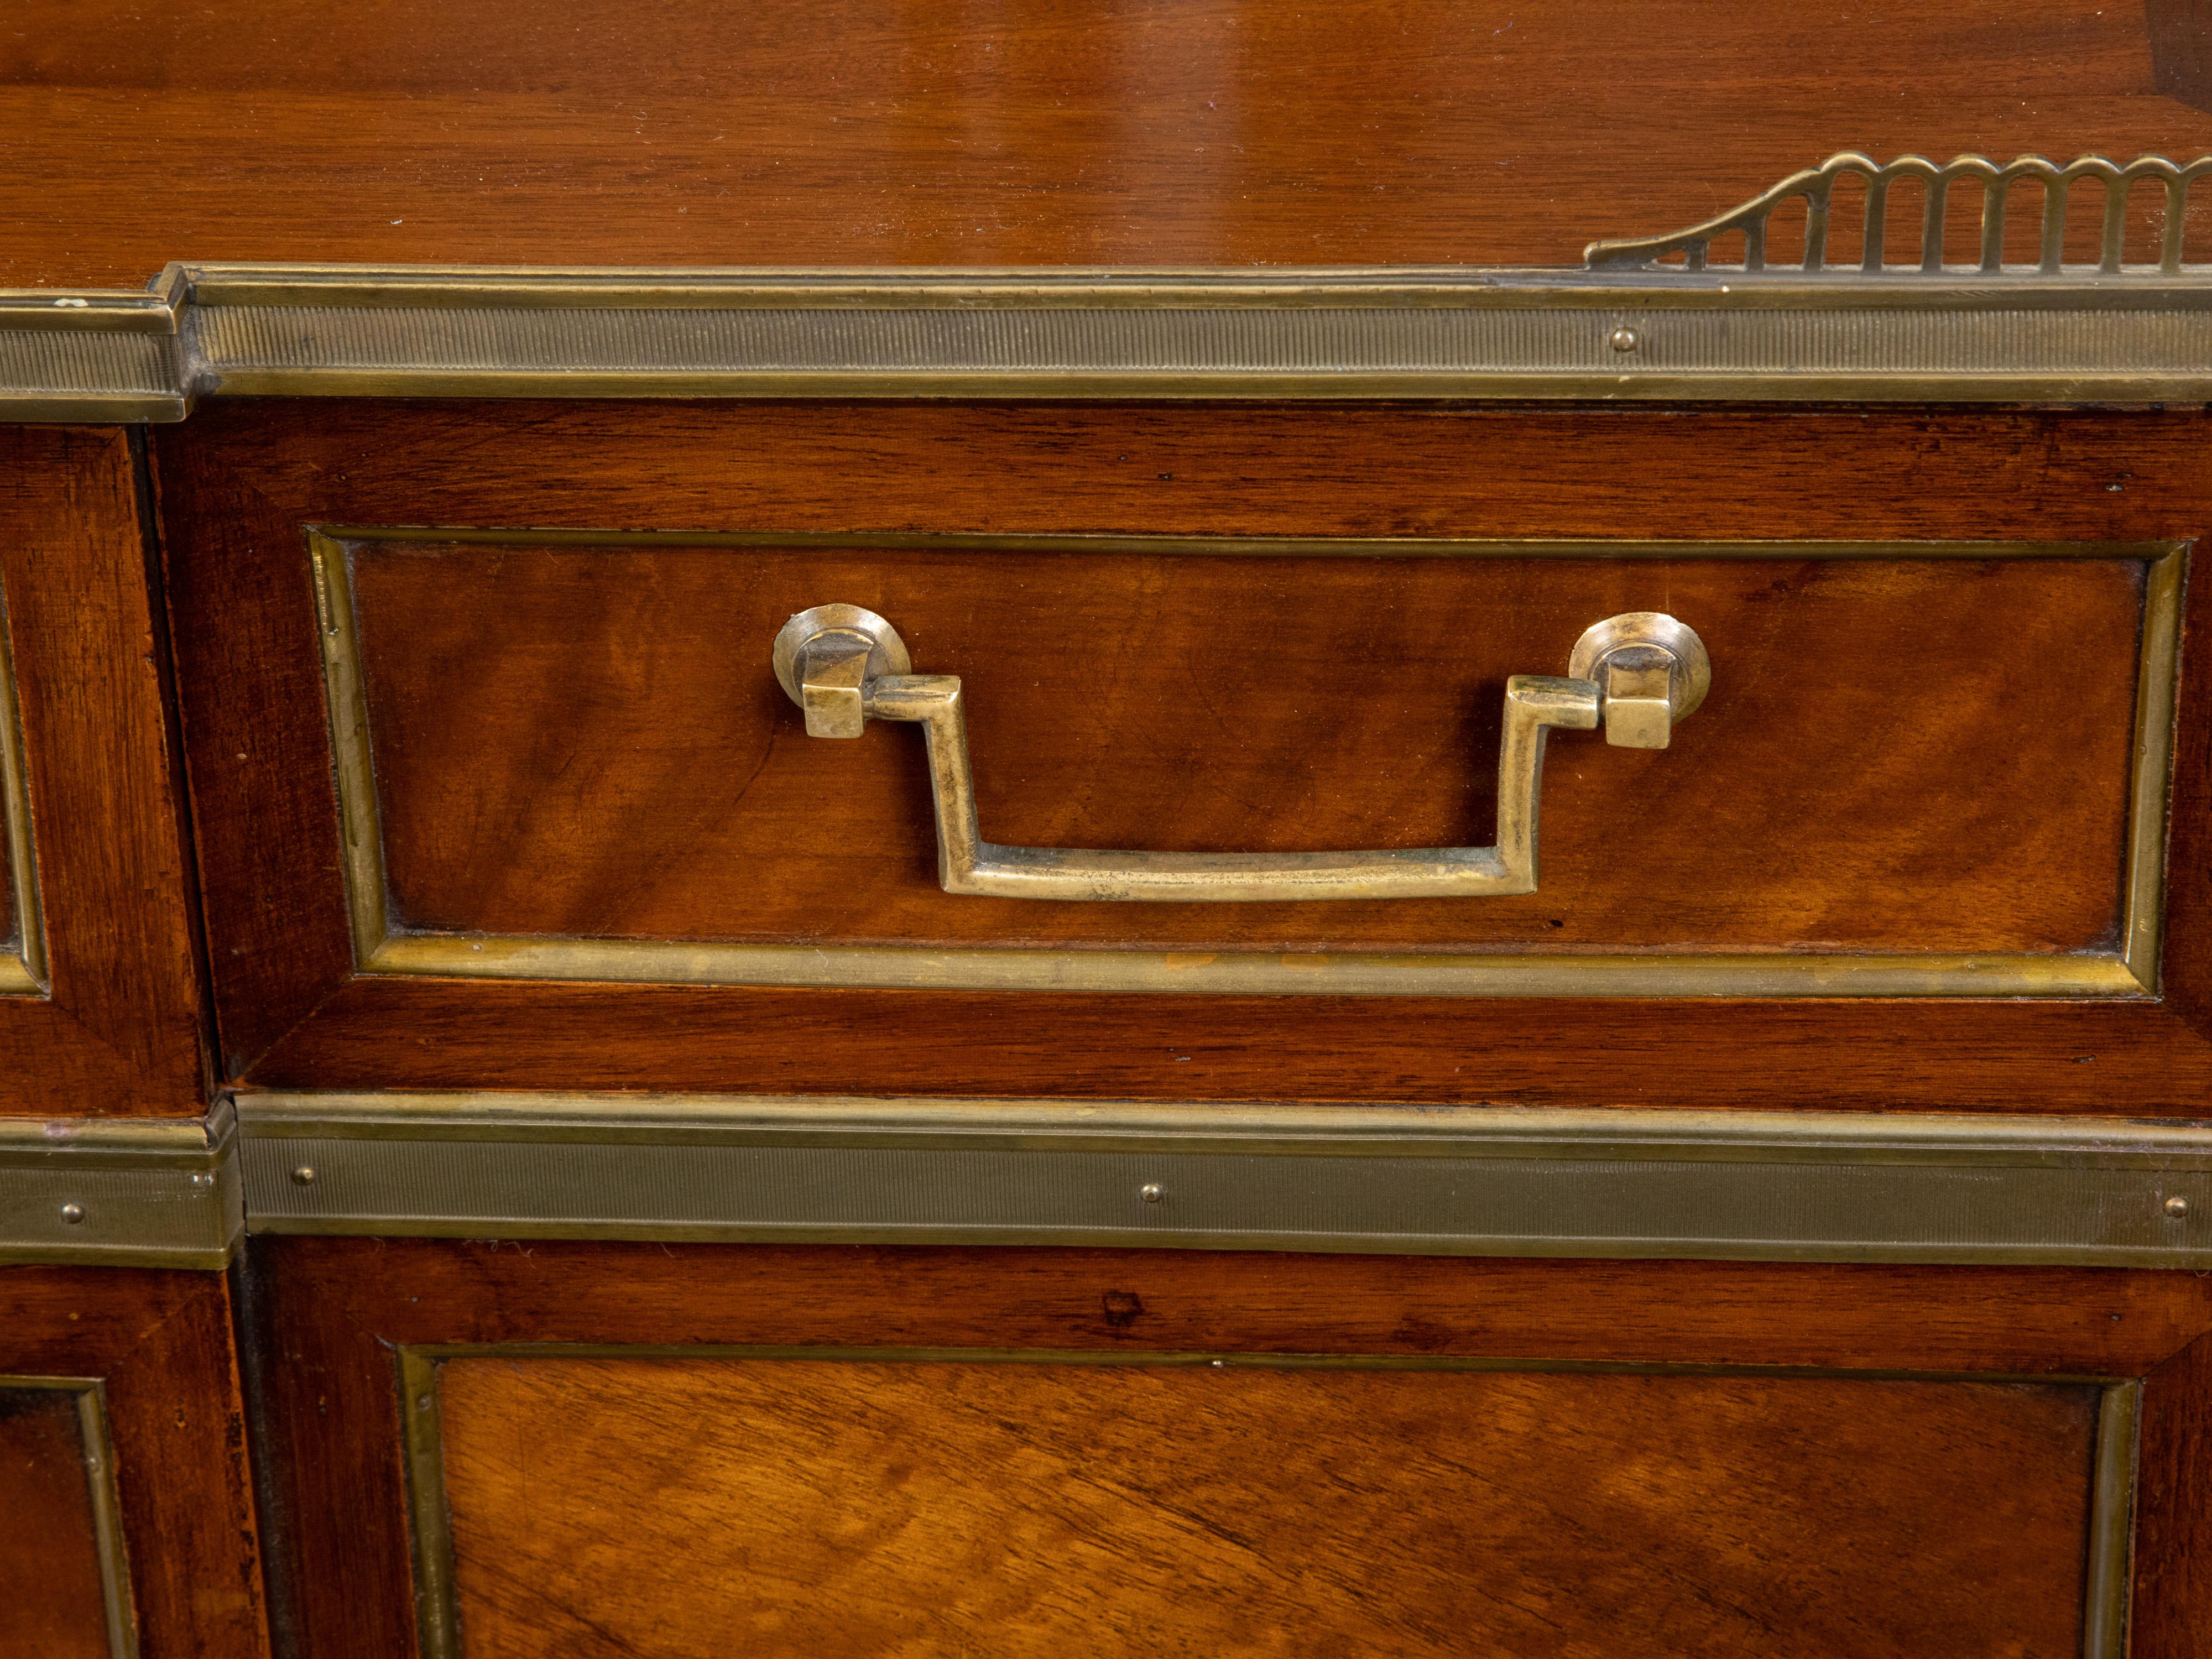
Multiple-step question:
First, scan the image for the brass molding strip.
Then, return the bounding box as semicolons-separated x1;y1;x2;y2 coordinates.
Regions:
239;1093;2212;1267
312;531;2182;1002
392;1339;2134;1658
0;1102;242;1268
18;250;2212;416
180;272;2212;406
0;575;47;994
0;1378;140;1658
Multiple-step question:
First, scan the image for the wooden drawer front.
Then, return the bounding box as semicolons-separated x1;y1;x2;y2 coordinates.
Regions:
253;1239;2212;1659
159;401;2212;1110
321;532;2164;997
426;1353;2092;1658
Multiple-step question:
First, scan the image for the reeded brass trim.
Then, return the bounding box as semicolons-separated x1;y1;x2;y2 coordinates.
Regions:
392;1338;2132;1658
311;531;2182;1001
0;1102;242;1267
0;1378;140;1658
0;578;47;993
239;1092;2212;1267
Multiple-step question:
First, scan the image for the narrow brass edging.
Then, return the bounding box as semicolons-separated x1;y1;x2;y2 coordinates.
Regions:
0;1379;139;1658
2122;551;2187;991
239;1093;2212;1267
0;577;48;994
310;531;2182;1003
2083;1379;2142;1659
390;1340;2133;1655
396;1348;457;1659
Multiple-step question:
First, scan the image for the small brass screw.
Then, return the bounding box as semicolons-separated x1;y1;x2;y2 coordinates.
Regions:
290;1165;317;1186
1139;1183;1165;1204
1610;326;1640;353
2166;1196;2190;1219
59;1203;84;1225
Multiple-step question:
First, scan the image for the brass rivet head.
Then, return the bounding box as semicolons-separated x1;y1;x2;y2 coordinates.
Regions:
2167;1195;2190;1218
59;1203;84;1225
1139;1183;1165;1204
291;1165;317;1186
1610;326;1640;352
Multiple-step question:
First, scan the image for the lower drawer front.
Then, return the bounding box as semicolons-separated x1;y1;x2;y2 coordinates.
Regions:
430;1354;2093;1657
255;1240;2187;1659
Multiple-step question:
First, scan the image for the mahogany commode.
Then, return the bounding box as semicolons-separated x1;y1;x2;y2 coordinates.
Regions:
5;4;2212;1655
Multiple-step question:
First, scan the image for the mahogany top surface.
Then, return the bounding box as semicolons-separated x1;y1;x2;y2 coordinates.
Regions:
8;0;2212;286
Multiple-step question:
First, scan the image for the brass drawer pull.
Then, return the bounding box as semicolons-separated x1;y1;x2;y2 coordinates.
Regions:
772;604;1707;902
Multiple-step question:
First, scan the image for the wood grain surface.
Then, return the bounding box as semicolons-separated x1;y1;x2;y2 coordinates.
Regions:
158;400;2212;1109
2133;1331;2212;1659
437;1354;2095;1658
351;538;2139;956
0;1388;116;1659
5;0;2212;285
0;1266;268;1659
245;1238;2212;1659
0;427;209;1115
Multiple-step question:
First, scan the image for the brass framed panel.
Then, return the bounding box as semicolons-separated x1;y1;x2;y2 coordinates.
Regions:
0;1376;140;1659
0;577;48;995
392;1341;2140;1659
308;530;2184;1001
240;1093;2212;1267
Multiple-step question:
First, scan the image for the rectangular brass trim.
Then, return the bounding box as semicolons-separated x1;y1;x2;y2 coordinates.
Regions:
0;577;48;993
0;1378;140;1659
0;1102;241;1268
392;1339;2130;1659
238;1093;2212;1267
310;531;2183;1002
